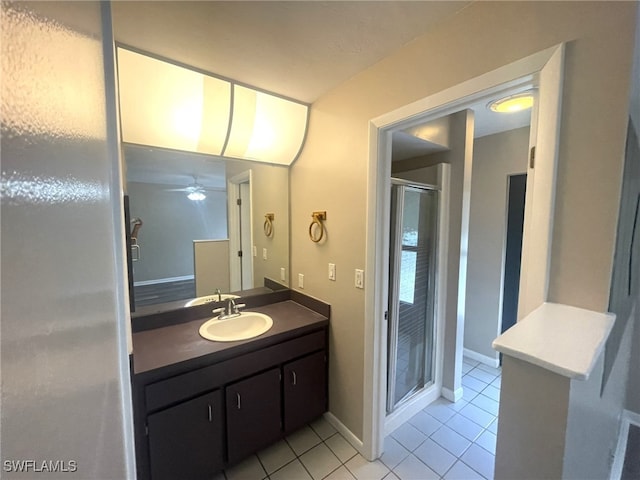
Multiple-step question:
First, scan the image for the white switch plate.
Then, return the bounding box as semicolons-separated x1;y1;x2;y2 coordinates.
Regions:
262;248;267;260
298;273;304;289
355;269;364;289
328;263;336;281
280;267;286;282
252;246;257;257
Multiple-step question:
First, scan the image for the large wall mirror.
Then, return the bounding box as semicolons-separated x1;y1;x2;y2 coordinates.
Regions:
125;144;290;312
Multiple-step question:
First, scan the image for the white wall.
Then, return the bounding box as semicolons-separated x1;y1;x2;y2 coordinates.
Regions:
563;309;636;479
624;3;640;416
464;127;530;360
291;1;637;442
0;1;134;477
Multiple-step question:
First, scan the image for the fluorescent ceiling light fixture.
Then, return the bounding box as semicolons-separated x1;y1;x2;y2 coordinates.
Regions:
116;48;308;165
187;190;206;201
225;85;308;165
489;92;535;113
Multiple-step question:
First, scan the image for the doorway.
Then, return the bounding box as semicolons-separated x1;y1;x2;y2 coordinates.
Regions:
501;173;527;335
228;171;254;292
387;179;439;414
363;44;565;460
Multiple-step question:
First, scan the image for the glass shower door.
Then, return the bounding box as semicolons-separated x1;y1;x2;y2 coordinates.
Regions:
387;181;439;413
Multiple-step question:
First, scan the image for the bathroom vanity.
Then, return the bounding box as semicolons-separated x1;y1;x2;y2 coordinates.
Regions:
130;292;330;480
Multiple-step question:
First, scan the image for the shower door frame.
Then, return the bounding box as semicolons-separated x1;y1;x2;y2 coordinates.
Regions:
387;179;440;414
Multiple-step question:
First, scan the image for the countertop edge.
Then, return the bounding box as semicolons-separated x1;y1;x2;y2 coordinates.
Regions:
492;302;616;380
132;300;329;378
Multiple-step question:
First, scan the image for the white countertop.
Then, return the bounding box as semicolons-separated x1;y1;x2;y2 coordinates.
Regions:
492;302;616;380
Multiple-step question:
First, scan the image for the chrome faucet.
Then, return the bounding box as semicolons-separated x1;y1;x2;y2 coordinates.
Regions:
215;288;222;302
213;298;245;320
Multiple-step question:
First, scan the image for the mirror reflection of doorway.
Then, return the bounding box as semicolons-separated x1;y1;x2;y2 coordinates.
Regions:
228;171;254;292
238;181;253;290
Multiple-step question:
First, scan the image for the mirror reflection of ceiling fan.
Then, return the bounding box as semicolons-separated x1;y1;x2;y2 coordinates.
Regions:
164;176;225;201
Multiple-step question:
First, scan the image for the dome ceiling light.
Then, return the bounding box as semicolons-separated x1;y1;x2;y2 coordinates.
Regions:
488;92;535;113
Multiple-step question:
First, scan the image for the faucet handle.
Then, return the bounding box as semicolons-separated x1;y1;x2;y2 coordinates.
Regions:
212;307;225;316
235;303;246;313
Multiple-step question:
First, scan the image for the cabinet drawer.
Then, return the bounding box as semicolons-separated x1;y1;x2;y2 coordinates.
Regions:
145;330;326;412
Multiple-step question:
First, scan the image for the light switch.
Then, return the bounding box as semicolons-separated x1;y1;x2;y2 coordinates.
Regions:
280;267;286;282
252;246;257;257
262;248;268;260
328;263;336;281
355;269;364;289
298;273;304;289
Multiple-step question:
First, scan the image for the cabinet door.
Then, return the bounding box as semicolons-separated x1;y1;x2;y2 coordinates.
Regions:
226;368;281;464
148;390;223;480
283;351;328;433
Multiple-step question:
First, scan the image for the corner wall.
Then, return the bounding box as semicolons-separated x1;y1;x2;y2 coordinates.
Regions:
290;1;637;442
464;127;530;361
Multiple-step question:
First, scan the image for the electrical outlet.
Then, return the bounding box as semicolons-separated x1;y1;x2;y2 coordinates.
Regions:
280;267;286;282
355;269;364;289
262;248;267;260
298;273;304;289
328;263;336;281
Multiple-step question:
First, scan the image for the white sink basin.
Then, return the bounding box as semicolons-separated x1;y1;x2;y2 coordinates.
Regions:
185;294;240;307
199;312;273;342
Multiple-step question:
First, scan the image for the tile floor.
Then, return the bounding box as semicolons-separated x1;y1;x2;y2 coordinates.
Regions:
220;357;501;480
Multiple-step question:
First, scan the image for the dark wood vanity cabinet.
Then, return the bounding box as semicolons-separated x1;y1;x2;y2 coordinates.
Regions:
283;350;328;434
135;327;328;480
147;390;224;480
226;368;282;464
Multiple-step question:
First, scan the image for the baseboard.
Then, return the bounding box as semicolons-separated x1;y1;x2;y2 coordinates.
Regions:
384;386;441;436
323;412;364;455
442;387;464;402
464;348;499;368
133;274;194;286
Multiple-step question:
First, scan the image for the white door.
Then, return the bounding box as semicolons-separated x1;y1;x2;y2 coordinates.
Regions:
228;170;254;291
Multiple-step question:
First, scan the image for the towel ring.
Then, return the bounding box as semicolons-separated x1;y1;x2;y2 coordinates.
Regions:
264;213;274;237
309;211;326;243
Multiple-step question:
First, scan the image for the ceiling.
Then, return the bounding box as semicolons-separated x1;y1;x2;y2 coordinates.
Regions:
111;1;531;168
392;91;533;161
111;1;471;104
124;145;228;188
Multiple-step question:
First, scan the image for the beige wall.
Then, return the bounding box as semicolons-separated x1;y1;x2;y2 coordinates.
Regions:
291;1;637;440
464;127;530;360
495;357;570;479
225;161;290;289
250;164;290;288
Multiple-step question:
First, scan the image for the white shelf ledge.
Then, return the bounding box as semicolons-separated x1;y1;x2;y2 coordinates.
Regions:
492;302;615;380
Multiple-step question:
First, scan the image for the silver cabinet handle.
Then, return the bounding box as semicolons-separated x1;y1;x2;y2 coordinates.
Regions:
292;371;297;386
236;392;241;410
208;404;212;422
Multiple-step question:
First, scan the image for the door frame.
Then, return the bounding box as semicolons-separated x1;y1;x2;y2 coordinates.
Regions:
384;175;446;435
500;173;528;337
228;170;254;292
363;44;565;460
